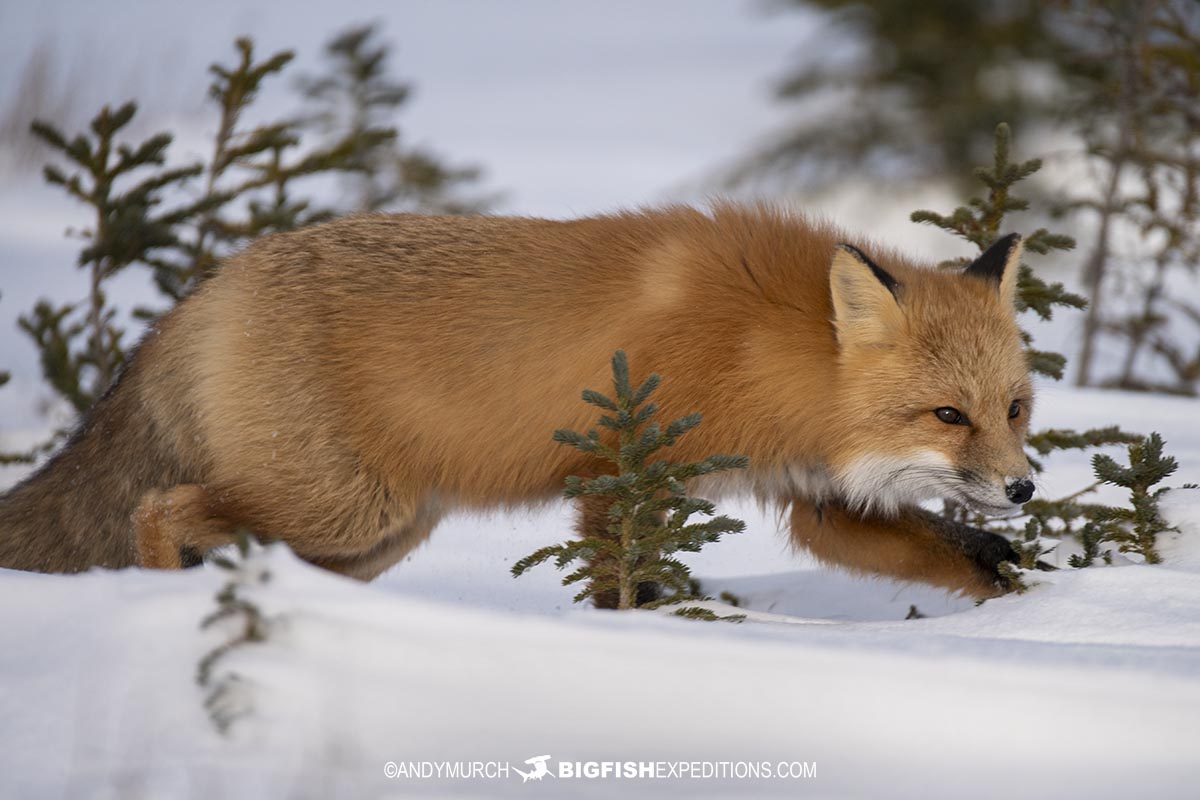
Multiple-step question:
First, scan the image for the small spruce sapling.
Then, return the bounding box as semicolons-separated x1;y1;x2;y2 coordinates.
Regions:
911;122;1084;381
1069;522;1114;570
145;37;376;308
197;532;273;735
996;518;1059;593
512;350;748;618
300;24;494;215
20;29;498;445
0;292;51;466
1085;433;1179;565
26;103;213;414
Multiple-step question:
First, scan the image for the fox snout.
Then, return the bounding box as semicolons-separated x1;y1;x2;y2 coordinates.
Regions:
832;449;1037;518
1005;477;1035;505
958;471;1035;516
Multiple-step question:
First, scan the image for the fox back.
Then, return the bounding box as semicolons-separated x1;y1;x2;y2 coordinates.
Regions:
0;205;1033;583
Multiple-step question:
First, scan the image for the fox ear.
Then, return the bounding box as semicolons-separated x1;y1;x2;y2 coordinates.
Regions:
829;244;903;346
964;233;1022;305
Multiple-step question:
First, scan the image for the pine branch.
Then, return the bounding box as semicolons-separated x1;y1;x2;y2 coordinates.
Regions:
1027;426;1142;457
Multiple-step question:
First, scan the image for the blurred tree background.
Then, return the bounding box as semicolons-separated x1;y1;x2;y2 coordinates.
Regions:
299;25;495;215
3;3;1197;455
8;23;495;449
737;0;1200;395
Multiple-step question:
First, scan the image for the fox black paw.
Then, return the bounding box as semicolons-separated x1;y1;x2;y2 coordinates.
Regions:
964;531;1021;591
591;581;662;609
635;581;661;607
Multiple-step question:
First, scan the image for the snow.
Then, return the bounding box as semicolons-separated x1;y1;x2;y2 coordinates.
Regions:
3;3;1200;797
0;389;1198;799
3;536;1199;800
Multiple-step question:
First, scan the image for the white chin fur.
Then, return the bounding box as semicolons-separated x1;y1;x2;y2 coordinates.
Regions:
955;490;1019;517
835;450;955;517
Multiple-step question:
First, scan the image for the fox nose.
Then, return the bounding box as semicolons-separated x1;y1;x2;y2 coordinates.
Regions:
1006;478;1035;505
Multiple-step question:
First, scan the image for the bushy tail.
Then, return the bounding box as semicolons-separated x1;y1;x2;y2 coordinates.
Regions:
0;361;194;573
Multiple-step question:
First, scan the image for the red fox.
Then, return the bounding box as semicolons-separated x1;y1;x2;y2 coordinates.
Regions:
0;205;1035;599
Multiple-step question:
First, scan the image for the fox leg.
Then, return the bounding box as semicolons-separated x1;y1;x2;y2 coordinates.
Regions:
133;484;243;570
788;497;1018;598
301;503;443;581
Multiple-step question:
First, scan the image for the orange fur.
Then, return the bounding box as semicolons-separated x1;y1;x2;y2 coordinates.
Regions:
0;205;1034;596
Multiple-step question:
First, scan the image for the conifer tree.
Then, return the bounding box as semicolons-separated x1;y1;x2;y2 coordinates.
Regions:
25;103;214;413
1085;433;1180;565
912;123;1083;380
512;351;747;614
147;39;295;301
197;532;272;735
145;38;366;305
1069;522;1113;570
731;1;1060;189
1065;2;1200;394
19;29;493;434
0;312;34;465
300;24;494;214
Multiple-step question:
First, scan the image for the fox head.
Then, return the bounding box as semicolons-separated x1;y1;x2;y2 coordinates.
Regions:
825;234;1035;517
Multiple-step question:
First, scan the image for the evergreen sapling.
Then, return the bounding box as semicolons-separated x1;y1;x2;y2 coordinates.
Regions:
26;102;213;414
300;24;494;215
911;122;1084;381
19;27;498;455
197;532;274;735
512;351;747;618
147;38;354;304
1084;432;1180;565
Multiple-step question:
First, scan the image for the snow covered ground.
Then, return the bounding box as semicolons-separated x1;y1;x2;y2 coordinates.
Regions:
3;3;1200;798
1;388;1198;800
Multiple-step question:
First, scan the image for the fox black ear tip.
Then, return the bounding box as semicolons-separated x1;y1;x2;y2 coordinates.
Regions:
833;243;899;296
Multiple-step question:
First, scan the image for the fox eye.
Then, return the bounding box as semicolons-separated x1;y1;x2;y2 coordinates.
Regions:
1009;401;1021;419
935;407;967;425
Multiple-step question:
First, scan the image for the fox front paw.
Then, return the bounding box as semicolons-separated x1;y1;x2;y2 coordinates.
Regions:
970;532;1022;595
945;526;1021;598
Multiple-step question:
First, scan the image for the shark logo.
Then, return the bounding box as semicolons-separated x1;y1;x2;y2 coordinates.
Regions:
514;754;553;783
